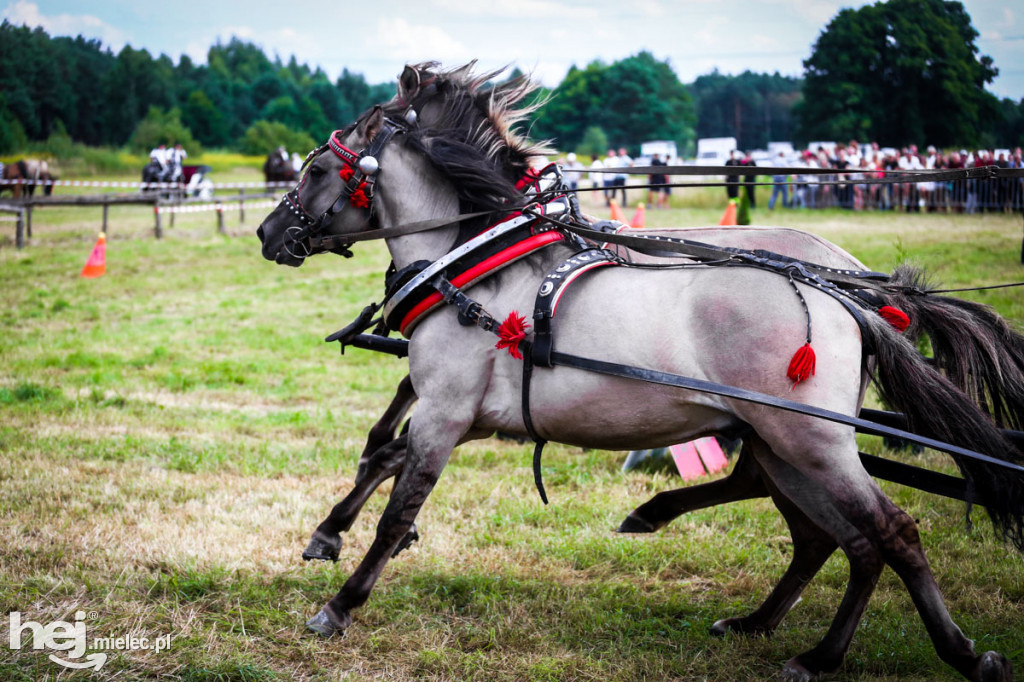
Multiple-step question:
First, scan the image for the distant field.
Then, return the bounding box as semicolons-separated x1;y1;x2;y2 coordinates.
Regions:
0;203;1022;681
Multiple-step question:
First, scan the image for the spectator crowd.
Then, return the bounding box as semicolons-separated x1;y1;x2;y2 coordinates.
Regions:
751;141;1024;214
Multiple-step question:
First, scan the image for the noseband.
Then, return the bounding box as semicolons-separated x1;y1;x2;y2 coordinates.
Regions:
280;116;407;259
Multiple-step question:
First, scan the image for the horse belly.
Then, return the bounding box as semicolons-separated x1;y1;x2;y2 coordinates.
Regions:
511;265;863;449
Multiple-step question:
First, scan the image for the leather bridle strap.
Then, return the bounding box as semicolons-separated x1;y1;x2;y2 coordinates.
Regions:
313;210;500;251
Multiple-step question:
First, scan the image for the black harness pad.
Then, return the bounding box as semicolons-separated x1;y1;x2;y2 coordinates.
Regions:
532;248;618;367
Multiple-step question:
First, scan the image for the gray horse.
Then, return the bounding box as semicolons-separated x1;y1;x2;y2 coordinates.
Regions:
258;64;1023;681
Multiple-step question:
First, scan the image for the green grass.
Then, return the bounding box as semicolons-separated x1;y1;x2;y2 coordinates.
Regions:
0;197;1022;680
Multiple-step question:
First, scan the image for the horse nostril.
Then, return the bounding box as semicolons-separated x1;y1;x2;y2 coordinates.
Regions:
256;225;265;242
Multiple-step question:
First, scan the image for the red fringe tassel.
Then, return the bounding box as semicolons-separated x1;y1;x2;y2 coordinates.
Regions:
787;343;816;386
495;311;530;360
879;305;910;332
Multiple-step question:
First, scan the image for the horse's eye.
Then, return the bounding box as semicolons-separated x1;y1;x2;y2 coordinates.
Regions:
309;165;326;179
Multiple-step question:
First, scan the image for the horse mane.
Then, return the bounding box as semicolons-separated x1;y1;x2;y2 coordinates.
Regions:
383;61;553;215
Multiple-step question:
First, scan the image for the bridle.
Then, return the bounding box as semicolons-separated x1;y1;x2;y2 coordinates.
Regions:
279;112;410;260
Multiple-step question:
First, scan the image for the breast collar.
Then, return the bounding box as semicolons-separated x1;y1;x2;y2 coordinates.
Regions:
381;165;574;337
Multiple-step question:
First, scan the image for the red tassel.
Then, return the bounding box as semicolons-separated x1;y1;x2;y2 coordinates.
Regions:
495;311;530;360
349;183;370;208
787;343;816;386
339;165;355;181
879;305;910;332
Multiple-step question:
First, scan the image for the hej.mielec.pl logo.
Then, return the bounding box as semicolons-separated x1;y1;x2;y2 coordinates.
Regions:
8;610;172;670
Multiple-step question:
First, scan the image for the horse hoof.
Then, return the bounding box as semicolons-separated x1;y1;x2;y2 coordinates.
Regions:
709;618;735;637
305;606;350;638
779;661;815;682
302;532;342;562
974;651;1013;682
616;514;657;534
392;525;419;557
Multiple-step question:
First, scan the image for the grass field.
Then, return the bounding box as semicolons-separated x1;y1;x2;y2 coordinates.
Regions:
1;191;1023;681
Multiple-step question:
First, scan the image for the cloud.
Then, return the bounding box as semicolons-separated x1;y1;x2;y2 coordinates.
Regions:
371;17;471;62
428;0;598;19
1;1;128;49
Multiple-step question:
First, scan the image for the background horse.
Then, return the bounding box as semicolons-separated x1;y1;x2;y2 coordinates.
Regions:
1;159;56;198
258;63;1024;681
263;148;296;186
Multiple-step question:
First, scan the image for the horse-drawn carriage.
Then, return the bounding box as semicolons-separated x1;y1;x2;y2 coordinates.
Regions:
140;162;212;199
255;63;1024;681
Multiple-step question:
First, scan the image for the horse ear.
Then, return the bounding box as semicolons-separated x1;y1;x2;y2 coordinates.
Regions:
358;106;385;144
397;65;421;104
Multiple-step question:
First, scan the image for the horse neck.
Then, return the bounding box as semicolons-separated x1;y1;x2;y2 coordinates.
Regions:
376;145;462;269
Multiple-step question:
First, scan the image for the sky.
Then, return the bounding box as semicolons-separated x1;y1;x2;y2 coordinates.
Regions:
3;0;1022;100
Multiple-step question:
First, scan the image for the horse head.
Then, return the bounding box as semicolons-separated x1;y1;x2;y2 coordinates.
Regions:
257;63;548;270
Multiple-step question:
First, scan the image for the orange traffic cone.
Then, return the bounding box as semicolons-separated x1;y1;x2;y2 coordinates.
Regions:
630;203;646;228
609;199;625;223
80;232;106;278
719;199;737;226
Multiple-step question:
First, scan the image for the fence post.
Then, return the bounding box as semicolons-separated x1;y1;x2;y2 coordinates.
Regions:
26;205;32;238
216;203;225;234
16;208;24;249
102;203;109;234
239;188;245;224
154;202;162;239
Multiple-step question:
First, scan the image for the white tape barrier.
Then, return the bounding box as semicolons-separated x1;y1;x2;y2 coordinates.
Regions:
155;200;276;214
0;178;292;190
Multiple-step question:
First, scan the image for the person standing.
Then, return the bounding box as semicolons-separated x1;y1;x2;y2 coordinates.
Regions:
741;150;757;208
603;149;619;206
615;147;632;206
648;153;669;209
724;150;742;200
563;152;584;191
768;151;789;210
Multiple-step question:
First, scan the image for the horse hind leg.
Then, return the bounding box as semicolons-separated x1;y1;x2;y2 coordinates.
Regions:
751;432;1011;681
710;466;839;638
618;442;768;533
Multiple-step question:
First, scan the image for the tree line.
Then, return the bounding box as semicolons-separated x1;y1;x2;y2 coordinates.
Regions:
1;0;1022;160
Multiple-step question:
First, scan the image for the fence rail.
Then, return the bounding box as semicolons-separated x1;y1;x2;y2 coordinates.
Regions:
0;178;292;191
2;191;281;247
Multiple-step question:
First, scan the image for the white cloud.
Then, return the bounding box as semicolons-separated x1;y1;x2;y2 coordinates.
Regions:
1;0;129;49
371;17;471;62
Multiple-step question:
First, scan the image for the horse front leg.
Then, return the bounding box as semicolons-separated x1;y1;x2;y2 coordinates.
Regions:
306;408;469;637
303;376;418;562
617;443;768;533
355;375;416;482
303;435;408;561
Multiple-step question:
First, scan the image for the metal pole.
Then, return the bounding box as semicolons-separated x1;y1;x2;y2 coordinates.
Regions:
26;205;32;238
239;188;245;223
102;203;109;234
154;203;162;239
216;204;225;234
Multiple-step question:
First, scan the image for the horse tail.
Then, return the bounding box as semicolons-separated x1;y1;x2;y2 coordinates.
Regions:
884;264;1024;431
863;298;1024;550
